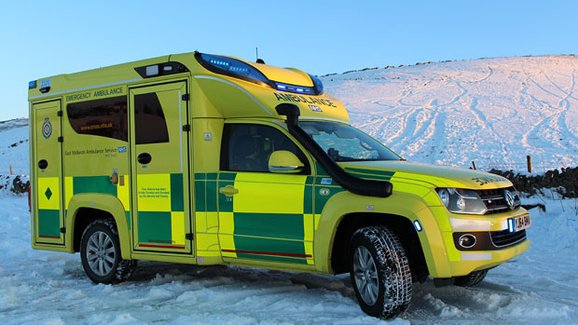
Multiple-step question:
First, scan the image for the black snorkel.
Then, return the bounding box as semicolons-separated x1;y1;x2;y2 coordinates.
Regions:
276;103;392;198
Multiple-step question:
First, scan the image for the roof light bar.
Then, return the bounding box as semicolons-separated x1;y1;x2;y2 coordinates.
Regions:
274;82;316;95
195;52;272;87
195;52;324;95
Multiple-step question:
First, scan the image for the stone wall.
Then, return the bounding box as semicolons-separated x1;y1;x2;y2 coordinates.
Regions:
489;167;578;198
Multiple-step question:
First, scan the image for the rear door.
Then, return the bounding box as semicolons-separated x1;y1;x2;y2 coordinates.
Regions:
129;82;193;254
32;100;65;245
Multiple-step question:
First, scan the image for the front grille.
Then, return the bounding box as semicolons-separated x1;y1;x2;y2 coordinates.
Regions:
491;229;526;247
477;187;521;214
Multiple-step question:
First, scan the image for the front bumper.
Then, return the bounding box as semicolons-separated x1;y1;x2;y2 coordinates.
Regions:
447;237;529;276
422;206;530;278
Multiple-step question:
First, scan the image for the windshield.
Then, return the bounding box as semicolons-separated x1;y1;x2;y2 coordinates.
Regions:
300;121;401;162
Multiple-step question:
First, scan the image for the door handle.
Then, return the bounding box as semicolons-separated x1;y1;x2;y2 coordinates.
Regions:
219;185;239;197
137;153;152;165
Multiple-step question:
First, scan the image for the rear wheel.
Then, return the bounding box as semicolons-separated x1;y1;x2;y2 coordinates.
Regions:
349;226;412;319
80;219;137;284
454;269;488;287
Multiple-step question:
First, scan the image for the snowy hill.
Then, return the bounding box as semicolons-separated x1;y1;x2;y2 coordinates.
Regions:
0;118;28;175
323;55;578;172
0;119;29;193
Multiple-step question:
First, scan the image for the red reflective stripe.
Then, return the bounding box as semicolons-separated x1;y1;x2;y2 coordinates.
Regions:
222;249;311;258
139;243;186;249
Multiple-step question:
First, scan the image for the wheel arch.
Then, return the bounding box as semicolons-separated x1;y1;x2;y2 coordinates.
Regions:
330;212;429;281
66;193;131;259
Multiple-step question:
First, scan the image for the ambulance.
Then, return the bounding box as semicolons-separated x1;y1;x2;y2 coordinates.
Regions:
28;51;530;318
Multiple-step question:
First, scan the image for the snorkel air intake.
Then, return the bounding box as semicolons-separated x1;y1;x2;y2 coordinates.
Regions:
276;103;392;198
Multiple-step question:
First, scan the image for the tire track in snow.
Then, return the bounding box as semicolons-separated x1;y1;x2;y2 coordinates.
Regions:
328;56;578;171
519;64;577;156
398;80;426;108
525;64;571;101
403;108;441;158
553;67;578;148
444;77;469;107
557;110;578;150
417;110;447;163
384;107;424;154
541;65;578;103
519;70;550;152
392;75;466;160
459;66;494;84
532;67;578;150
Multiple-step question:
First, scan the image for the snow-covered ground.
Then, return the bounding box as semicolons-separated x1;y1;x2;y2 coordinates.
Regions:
2;55;578;324
323;55;578;173
1;192;577;324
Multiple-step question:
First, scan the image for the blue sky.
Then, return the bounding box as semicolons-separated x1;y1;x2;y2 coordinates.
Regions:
1;0;576;120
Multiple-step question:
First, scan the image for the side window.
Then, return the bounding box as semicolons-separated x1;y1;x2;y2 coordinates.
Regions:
221;124;309;173
67;96;127;141
134;93;169;144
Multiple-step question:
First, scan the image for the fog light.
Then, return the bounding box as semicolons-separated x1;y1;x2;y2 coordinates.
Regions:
458;234;477;249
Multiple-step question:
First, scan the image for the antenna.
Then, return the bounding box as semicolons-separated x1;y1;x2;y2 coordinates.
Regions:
255;47;265;64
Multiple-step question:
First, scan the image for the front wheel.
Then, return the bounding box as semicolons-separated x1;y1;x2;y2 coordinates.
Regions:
349;226;413;319
80;218;137;284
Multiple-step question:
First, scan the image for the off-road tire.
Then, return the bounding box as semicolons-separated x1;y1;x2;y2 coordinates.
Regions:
454;269;488;287
80;218;137;284
349;225;412;319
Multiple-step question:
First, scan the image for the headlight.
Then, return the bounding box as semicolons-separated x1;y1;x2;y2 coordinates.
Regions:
436;188;487;215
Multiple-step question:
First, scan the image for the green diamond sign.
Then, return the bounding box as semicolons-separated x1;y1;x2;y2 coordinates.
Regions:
45;187;53;200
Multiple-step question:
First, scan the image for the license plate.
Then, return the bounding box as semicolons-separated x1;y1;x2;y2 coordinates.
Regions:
508;214;531;232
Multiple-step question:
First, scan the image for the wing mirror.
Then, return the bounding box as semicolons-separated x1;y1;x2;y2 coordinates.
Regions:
268;150;304;174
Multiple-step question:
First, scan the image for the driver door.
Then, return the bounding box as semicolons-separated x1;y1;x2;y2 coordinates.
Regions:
217;123;315;265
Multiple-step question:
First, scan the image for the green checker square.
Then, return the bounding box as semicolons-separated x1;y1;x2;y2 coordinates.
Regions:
38;209;60;238
138;211;172;244
170;173;184;212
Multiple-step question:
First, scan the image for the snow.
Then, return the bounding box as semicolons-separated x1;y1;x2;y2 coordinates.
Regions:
0;118;28;175
322;55;578;173
2;56;578;323
2;192;577;324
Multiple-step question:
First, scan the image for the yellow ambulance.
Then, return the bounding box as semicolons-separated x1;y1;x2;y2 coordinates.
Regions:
28;51;530;318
